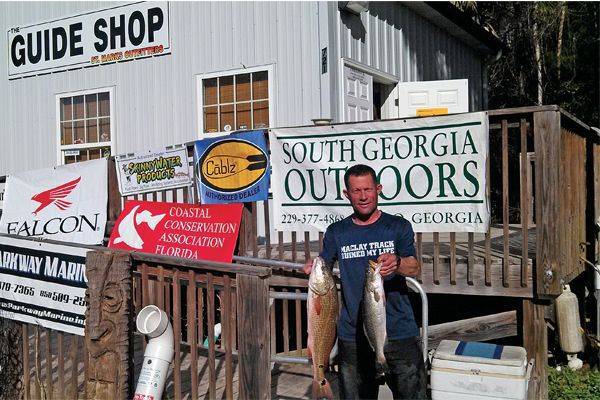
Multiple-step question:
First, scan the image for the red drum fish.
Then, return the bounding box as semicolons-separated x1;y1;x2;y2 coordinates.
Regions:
307;257;339;399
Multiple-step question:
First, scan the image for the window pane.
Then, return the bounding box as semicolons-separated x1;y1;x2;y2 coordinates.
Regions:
79;150;89;161
252;71;268;100
219;76;234;103
85;94;98;118
220;104;234;132
204;106;218;133
73;95;84;119
98;92;110;116
60;98;72;121
99;118;111;141
89;148;101;160
87;120;98;143
253;101;269;128
74;121;85;144
236;74;251;102
203;78;218;105
61;122;73;145
236;102;251;130
65;155;77;164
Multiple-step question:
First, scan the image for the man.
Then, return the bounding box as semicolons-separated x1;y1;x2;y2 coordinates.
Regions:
304;164;427;399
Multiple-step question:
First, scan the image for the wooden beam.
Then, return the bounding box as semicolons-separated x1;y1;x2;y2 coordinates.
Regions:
428;311;517;350
534;110;562;297
85;250;133;400
236;274;271;399
523;299;548;400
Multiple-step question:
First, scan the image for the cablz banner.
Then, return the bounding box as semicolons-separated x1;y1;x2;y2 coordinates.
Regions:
7;2;170;78
115;146;192;196
194;130;270;204
0;235;88;336
269;113;489;233
0;159;108;244
108;201;243;263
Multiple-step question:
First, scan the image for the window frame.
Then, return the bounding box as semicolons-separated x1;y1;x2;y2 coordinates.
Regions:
55;86;116;165
196;64;275;137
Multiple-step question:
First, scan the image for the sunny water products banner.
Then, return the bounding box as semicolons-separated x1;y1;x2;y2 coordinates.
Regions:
194;130;270;204
0;158;108;244
0;235;88;335
108;201;243;263
115;146;192;196
269;113;489;233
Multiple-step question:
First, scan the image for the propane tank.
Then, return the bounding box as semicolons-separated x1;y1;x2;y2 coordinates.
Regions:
555;285;584;370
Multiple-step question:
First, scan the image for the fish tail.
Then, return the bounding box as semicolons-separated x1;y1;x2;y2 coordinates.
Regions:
312;378;334;399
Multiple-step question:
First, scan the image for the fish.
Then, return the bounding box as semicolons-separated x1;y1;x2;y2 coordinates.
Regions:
363;260;388;378
307;256;339;399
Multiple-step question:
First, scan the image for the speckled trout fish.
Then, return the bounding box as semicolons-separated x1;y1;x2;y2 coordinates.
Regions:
363;260;388;378
307;257;338;399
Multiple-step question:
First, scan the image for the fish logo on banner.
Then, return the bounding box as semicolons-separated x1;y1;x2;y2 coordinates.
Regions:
194;130;270;204
0;158;108;244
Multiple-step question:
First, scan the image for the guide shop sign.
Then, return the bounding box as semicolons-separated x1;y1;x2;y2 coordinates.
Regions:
0;158;108;244
7;2;170;78
0;235;88;336
194;130;270;204
269;113;489;233
116;146;192;196
108;201;243;263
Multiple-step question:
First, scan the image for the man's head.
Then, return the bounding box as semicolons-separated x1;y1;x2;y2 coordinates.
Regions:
343;164;382;220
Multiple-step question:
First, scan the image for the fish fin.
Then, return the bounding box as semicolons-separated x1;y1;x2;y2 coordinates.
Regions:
312;378;334;400
375;359;389;380
315;296;322;315
307;342;312;359
374;290;380;302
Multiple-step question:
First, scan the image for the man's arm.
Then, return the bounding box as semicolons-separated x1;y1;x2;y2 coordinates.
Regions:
378;253;420;277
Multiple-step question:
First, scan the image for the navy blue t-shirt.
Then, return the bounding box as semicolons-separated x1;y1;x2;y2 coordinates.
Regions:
320;212;419;341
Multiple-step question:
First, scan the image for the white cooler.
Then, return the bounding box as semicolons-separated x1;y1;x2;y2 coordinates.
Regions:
430;340;534;400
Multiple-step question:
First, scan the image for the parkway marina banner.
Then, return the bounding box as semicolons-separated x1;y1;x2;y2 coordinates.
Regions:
7;2;170;78
269;113;489;233
0;235;88;336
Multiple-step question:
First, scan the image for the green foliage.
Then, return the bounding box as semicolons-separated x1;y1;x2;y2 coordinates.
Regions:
548;367;600;400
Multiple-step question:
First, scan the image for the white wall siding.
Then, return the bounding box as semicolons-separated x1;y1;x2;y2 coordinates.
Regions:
336;2;484;113
0;1;325;175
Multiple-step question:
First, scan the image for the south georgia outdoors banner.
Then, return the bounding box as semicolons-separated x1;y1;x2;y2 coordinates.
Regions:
269;113;489;233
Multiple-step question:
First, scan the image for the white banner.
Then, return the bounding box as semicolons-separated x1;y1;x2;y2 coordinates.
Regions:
269;113;489;233
0;158;108;244
0;235;88;336
0;181;4;211
7;2;170;78
115;146;192;196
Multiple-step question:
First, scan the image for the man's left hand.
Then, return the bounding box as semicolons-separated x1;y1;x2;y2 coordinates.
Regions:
377;253;399;277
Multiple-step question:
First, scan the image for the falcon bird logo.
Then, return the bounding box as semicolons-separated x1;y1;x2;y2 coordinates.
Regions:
31;177;81;215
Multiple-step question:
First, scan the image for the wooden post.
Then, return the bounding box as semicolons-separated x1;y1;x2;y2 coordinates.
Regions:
85;250;133;400
237;273;271;399
523;299;548;400
533;111;562;297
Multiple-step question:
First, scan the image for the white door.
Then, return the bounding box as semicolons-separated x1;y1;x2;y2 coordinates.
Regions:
342;65;373;122
396;79;469;118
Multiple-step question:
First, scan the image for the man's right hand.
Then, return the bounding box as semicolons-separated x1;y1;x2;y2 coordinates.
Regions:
303;258;313;275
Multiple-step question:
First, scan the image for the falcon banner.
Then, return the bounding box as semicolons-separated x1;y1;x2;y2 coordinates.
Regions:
0;235;88;336
0;159;108;244
269;113;489;233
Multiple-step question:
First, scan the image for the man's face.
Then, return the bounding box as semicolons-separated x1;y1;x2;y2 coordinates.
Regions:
343;174;382;219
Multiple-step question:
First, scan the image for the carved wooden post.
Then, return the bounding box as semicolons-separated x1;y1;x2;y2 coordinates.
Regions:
237;273;271;399
85;250;133;400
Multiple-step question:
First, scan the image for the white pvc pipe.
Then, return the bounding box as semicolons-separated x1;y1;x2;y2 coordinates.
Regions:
133;305;174;400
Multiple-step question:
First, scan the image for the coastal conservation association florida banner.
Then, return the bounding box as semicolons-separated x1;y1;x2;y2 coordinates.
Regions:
269;113;489;233
115;146;192;196
194;130;270;204
0;235;88;335
108;200;243;263
0;158;108;244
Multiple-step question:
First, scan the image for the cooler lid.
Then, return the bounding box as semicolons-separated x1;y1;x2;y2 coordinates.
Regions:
433;340;527;367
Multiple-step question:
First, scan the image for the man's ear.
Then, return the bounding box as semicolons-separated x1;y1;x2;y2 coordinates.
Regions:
376;184;383;195
343;189;350;200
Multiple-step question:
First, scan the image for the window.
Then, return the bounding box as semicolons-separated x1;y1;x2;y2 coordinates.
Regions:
198;66;272;134
56;87;114;164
